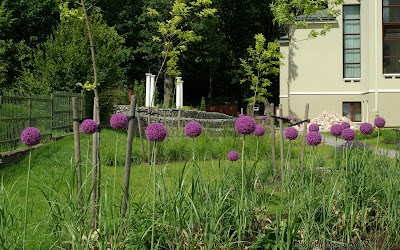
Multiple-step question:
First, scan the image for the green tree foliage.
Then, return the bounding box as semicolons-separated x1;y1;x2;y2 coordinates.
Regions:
240;34;283;107
270;0;343;38
16;11;132;94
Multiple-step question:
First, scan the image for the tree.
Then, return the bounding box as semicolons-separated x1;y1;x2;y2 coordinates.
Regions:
240;33;283;115
270;0;344;116
137;0;216;106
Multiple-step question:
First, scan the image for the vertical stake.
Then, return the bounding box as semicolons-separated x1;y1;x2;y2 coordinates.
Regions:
279;104;284;182
121;95;137;222
137;107;145;155
72;97;82;208
270;103;277;182
178;107;181;130
156;105;160;123
301;103;309;171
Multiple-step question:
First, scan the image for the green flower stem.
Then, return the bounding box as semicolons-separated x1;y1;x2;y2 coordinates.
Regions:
376;128;380;154
238;135;246;247
256;137;259;160
192;137;195;164
23;148;32;250
113;134;118;236
288;140;292;170
334;137;337;170
151;141;157;250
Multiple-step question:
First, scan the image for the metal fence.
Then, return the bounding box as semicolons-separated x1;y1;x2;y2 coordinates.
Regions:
0;91;85;152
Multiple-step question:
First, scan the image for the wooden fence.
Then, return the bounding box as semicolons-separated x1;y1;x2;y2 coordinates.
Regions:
0;91;85;152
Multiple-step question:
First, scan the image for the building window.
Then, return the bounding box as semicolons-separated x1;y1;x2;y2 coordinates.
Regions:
343;102;361;122
383;0;400;74
343;5;361;78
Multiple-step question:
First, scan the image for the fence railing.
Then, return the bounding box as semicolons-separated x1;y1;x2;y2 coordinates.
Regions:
0;91;85;152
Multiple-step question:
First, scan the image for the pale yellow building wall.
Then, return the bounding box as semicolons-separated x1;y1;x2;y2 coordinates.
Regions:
279;0;400;127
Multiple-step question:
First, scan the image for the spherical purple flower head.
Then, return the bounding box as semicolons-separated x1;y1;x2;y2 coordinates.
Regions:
81;119;98;134
277;118;280;122
285;127;298;140
307;119;311;123
228;151;239;161
306;132;322;146
342;128;356;141
292;118;297;121
21;127;42;146
110;113;128;130
253;125;265;136
360;122;374;135
239;114;245;118
374;117;386;128
341;122;350;130
185;121;202;138
146;123;167;142
235;115;256;135
261;116;266;121
330;124;343;137
309;124;319;132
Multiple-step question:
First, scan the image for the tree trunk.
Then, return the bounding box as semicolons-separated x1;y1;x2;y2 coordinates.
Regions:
81;0;100;230
163;73;174;107
208;67;213;99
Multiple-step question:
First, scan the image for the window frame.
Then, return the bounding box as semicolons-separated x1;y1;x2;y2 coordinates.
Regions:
343;4;361;79
383;1;400;74
343;102;362;122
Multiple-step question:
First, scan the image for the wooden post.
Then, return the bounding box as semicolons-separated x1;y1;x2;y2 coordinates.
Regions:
121;95;137;222
72;98;82;208
178;108;181;130
279;104;284;181
50;93;54;139
163;105;166;127
241;108;243;115
148;107;151;165
270;103;277;181
91;96;99;229
156;105;160;123
300;104;309;171
137;107;145;155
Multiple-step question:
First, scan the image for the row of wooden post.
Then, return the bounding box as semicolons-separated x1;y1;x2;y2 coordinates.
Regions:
267;103;309;182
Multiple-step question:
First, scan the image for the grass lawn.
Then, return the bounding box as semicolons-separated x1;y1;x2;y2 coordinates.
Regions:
1;128;399;249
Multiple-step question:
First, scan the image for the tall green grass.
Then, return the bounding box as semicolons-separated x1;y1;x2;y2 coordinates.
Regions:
1;128;399;248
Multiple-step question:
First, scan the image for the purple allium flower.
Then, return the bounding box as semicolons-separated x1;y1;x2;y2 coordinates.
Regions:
330;124;343;137
261;116;266;121
285;116;289;120
360;122;374;135
253;125;265;136
341;122;350;129
21;127;42;146
110;113;128;130
307;119;311;123
235;115;256;135
285;127;298;140
81;119;98;134
145;123;167;142
309;124;319;132
292;118;297;121
277;118;280;122
374;117;386;128
228;151;239;161
342;128;356;141
306;132;322;146
297;124;301;127
239;114;245;118
185;121;202;138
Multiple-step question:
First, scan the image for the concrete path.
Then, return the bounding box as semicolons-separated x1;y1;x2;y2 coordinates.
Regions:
321;134;399;159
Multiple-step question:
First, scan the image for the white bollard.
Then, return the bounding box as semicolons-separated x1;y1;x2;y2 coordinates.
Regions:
180;80;184;108
150;74;156;107
176;77;182;108
145;73;152;107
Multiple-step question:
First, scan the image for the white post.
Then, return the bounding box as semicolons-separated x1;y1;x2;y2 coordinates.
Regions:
176;77;182;108
145;73;152;107
150;74;156;107
180;80;184;108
